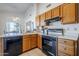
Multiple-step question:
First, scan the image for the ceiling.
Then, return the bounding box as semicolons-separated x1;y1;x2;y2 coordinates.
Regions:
0;3;33;15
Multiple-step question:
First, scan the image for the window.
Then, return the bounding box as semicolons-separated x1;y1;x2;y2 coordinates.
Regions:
4;21;21;33
26;21;34;32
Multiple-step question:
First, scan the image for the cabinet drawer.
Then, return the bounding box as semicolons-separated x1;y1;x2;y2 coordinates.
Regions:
31;35;37;38
58;39;74;46
58;44;74;55
58;51;69;56
23;35;31;39
23;38;31;40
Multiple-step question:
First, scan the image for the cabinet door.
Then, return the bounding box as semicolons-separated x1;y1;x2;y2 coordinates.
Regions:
37;35;42;49
61;3;76;24
52;6;60;18
40;13;45;26
35;16;40;26
30;37;37;49
23;38;30;52
45;10;52;20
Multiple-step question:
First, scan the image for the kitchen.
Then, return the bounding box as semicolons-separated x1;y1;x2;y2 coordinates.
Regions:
0;3;79;56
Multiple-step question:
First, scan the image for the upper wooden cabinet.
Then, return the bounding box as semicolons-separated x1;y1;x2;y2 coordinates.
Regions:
40;13;45;26
35;16;40;26
61;3;76;24
35;3;79;25
52;6;60;18
45;10;52;20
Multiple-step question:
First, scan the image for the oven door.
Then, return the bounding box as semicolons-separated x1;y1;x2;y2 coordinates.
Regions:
42;36;56;55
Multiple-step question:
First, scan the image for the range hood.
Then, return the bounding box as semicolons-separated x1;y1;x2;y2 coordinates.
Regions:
44;16;61;26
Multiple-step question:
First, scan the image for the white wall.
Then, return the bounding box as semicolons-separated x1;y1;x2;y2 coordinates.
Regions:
23;4;36;33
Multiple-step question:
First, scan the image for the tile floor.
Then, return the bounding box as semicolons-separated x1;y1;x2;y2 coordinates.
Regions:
20;48;46;56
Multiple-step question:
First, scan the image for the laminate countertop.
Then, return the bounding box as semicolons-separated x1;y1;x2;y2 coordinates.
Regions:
0;33;38;38
0;32;78;41
41;34;78;41
58;35;78;41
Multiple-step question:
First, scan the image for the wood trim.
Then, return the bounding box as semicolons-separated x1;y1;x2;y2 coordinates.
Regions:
75;3;79;23
74;41;77;56
75;3;78;23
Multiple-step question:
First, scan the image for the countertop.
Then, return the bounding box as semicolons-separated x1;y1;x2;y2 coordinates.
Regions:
41;34;78;41
0;32;38;38
0;32;78;40
58;35;78;40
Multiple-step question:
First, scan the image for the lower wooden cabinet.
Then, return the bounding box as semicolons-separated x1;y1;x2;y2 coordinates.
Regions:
30;37;37;49
37;35;42;49
23;38;30;52
23;34;37;52
58;43;75;56
58;51;68;56
58;38;77;56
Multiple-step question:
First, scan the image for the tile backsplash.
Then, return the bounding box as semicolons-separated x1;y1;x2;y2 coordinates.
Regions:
44;20;79;38
63;23;79;37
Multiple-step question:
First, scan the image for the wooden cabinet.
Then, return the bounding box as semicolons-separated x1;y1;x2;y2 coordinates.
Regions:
40;13;46;26
35;16;40;26
23;36;31;52
58;38;74;46
30;35;37;49
58;38;77;56
58;43;74;56
23;34;37;52
45;10;52;20
35;3;79;25
37;35;42;49
61;3;76;24
52;6;60;18
58;51;68;56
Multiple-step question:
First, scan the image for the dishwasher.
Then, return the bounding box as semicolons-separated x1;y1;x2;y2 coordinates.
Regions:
4;36;22;56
